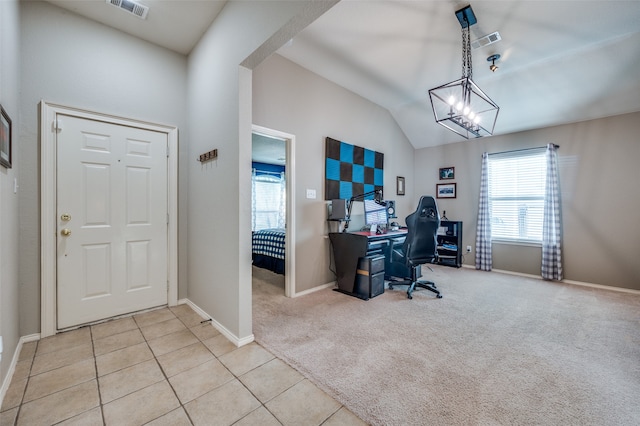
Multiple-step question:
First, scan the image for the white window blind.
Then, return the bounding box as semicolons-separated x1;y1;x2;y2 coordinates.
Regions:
488;148;546;242
253;174;285;231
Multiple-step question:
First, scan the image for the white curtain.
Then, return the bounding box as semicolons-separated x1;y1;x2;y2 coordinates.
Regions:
541;144;563;280
251;169;286;231
475;152;492;271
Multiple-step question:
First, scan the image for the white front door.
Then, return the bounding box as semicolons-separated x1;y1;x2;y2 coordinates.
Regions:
56;114;168;329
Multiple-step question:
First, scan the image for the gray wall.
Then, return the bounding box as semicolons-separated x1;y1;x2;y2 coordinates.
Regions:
0;0;21;388
19;1;189;336
414;112;640;290
186;1;335;341
252;53;417;292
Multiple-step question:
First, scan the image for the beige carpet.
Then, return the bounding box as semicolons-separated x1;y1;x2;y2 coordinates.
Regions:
252;265;640;425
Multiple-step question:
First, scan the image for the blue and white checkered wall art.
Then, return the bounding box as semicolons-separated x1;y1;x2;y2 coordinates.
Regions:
324;137;384;200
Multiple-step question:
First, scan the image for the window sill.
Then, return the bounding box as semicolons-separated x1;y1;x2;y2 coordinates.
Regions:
491;239;541;248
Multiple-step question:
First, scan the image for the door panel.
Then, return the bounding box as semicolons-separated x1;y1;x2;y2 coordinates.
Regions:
57;115;168;329
83;243;111;298
83;163;110;225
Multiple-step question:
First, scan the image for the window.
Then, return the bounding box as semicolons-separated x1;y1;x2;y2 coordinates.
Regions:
252;173;286;231
488;148;546;242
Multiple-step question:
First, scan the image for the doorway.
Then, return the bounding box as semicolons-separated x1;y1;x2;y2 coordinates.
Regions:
251;125;295;297
40;102;178;337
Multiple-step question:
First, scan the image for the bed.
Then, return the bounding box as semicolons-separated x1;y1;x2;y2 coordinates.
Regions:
252;228;285;275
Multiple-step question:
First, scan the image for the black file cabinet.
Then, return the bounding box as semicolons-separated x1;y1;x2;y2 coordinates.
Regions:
437;221;463;268
328;232;388;300
355;255;385;299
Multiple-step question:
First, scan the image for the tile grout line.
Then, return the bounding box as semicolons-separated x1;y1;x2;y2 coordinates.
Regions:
178;317;304;425
12;340;37;426
168;307;276;425
24;328;101;425
170;307;287;426
89;325;108;426
90;313;190;424
143;310;197;425
172;308;254;421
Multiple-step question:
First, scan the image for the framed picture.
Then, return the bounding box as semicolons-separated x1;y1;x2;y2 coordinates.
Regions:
439;166;454;180
396;176;405;196
436;183;456;199
0;105;11;169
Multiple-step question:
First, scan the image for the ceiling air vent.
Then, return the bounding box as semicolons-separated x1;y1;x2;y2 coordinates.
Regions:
471;31;501;50
106;0;149;20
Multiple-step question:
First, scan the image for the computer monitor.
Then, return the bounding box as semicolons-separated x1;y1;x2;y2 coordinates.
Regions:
364;199;388;226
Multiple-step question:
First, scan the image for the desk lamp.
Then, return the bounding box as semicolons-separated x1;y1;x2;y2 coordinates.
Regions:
342;190;386;232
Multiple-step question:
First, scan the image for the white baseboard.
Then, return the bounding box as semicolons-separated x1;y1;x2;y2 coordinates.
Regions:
178;299;254;348
461;264;640;295
293;282;335;298
561;279;640;295
0;334;40;408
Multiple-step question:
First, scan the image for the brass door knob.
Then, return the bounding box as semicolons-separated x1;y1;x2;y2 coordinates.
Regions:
61;229;72;236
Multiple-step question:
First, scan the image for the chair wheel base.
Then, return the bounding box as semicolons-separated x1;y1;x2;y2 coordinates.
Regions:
388;280;441;299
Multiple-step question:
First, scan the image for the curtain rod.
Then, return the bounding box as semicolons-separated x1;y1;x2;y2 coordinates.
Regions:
488;144;559;156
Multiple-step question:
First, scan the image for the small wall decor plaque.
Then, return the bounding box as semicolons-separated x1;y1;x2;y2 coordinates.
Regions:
0;105;12;169
439;166;454;180
436;183;456;199
396;176;405;196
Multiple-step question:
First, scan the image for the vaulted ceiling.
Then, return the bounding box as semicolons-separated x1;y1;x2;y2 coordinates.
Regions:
46;0;640;149
276;1;640;148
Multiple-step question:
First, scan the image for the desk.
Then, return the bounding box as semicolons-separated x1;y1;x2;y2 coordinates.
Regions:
329;230;407;299
349;229;407;243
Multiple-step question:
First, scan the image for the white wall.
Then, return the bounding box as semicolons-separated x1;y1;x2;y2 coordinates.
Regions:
253;53;416;292
0;0;21;389
19;1;189;335
186;1;336;341
414;112;640;290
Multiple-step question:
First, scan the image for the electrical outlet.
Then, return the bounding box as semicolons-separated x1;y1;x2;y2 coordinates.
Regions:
466;245;472;253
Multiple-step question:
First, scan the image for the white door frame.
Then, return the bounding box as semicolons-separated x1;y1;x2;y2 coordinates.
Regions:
251;125;295;297
40;101;179;337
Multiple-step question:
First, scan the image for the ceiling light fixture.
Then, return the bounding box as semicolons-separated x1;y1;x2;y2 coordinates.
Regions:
488;54;500;72
428;5;499;139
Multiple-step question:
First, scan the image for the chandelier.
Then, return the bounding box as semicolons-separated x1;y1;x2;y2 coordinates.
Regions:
428;5;499;139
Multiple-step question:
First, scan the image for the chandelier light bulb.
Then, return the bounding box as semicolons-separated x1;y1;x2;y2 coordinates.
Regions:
448;96;456;106
468;111;475;120
456;102;463;111
463;106;470;115
473;116;481;124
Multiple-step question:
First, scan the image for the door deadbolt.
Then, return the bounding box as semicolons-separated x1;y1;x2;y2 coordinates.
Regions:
61;229;72;236
61;214;71;221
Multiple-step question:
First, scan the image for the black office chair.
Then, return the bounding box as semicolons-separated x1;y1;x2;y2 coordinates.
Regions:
385;196;442;299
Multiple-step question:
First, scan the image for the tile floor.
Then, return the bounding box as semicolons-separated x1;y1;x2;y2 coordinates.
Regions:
0;305;365;426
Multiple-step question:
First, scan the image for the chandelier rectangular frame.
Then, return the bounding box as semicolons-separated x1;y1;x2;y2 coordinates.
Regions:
428;5;499;139
429;76;499;139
